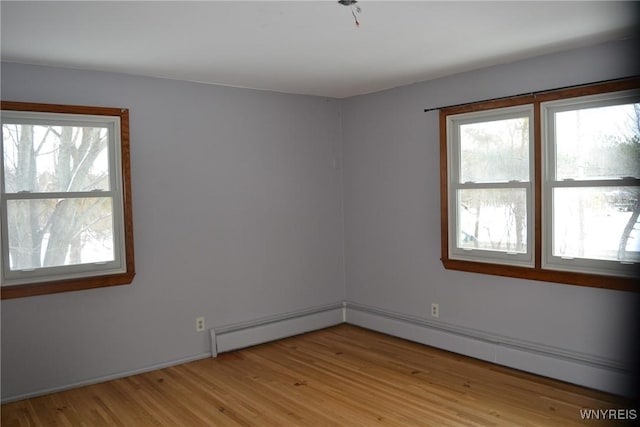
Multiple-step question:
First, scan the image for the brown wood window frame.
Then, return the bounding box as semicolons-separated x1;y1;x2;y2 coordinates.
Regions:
1;101;135;299
439;78;640;292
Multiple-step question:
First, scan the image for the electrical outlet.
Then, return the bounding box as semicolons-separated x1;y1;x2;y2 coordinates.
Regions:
196;316;205;332
431;303;439;319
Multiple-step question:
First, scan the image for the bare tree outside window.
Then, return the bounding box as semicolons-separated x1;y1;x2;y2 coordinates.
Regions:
3;124;114;270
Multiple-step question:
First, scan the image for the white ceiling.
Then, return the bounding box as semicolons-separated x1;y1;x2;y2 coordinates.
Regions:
1;1;637;98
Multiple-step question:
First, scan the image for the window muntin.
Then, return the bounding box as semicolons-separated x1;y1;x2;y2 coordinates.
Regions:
1;102;134;298
447;105;534;267
542;91;640;277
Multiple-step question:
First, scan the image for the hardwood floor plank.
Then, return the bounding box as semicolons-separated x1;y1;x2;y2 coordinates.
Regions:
1;325;633;426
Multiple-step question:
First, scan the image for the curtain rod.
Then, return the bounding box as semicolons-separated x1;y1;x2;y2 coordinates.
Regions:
422;76;639;113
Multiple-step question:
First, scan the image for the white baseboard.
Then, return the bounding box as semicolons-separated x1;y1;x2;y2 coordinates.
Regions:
212;302;344;355
345;302;636;397
1;352;212;404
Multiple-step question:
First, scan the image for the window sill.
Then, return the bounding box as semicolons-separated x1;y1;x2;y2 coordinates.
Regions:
441;258;638;292
0;272;136;299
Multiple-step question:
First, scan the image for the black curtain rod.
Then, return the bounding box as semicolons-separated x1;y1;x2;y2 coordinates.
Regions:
422;76;639;113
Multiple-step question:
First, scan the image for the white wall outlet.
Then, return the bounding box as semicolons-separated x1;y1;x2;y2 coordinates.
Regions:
431;303;439;319
196;316;205;332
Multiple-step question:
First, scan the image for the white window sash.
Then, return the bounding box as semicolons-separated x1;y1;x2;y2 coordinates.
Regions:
446;104;535;267
541;90;640;277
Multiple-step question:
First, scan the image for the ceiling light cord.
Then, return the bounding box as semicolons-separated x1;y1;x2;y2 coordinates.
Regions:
352;8;360;28
338;0;361;28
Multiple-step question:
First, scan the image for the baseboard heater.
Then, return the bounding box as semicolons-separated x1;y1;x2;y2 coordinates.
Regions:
210;301;635;398
210;302;345;356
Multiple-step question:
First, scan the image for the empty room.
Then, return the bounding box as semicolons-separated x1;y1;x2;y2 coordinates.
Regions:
1;1;639;425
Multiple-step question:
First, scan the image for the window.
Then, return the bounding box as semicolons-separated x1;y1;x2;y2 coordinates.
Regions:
1;102;135;298
440;79;639;291
446;105;534;267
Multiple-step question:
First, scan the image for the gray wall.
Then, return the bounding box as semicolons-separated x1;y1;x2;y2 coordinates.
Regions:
0;64;346;399
342;38;639;384
2;38;639;400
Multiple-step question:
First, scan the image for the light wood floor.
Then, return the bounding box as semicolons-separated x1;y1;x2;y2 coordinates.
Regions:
1;324;633;426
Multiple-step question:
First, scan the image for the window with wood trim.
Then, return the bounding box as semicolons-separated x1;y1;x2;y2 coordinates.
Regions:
0;102;135;299
440;79;639;291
